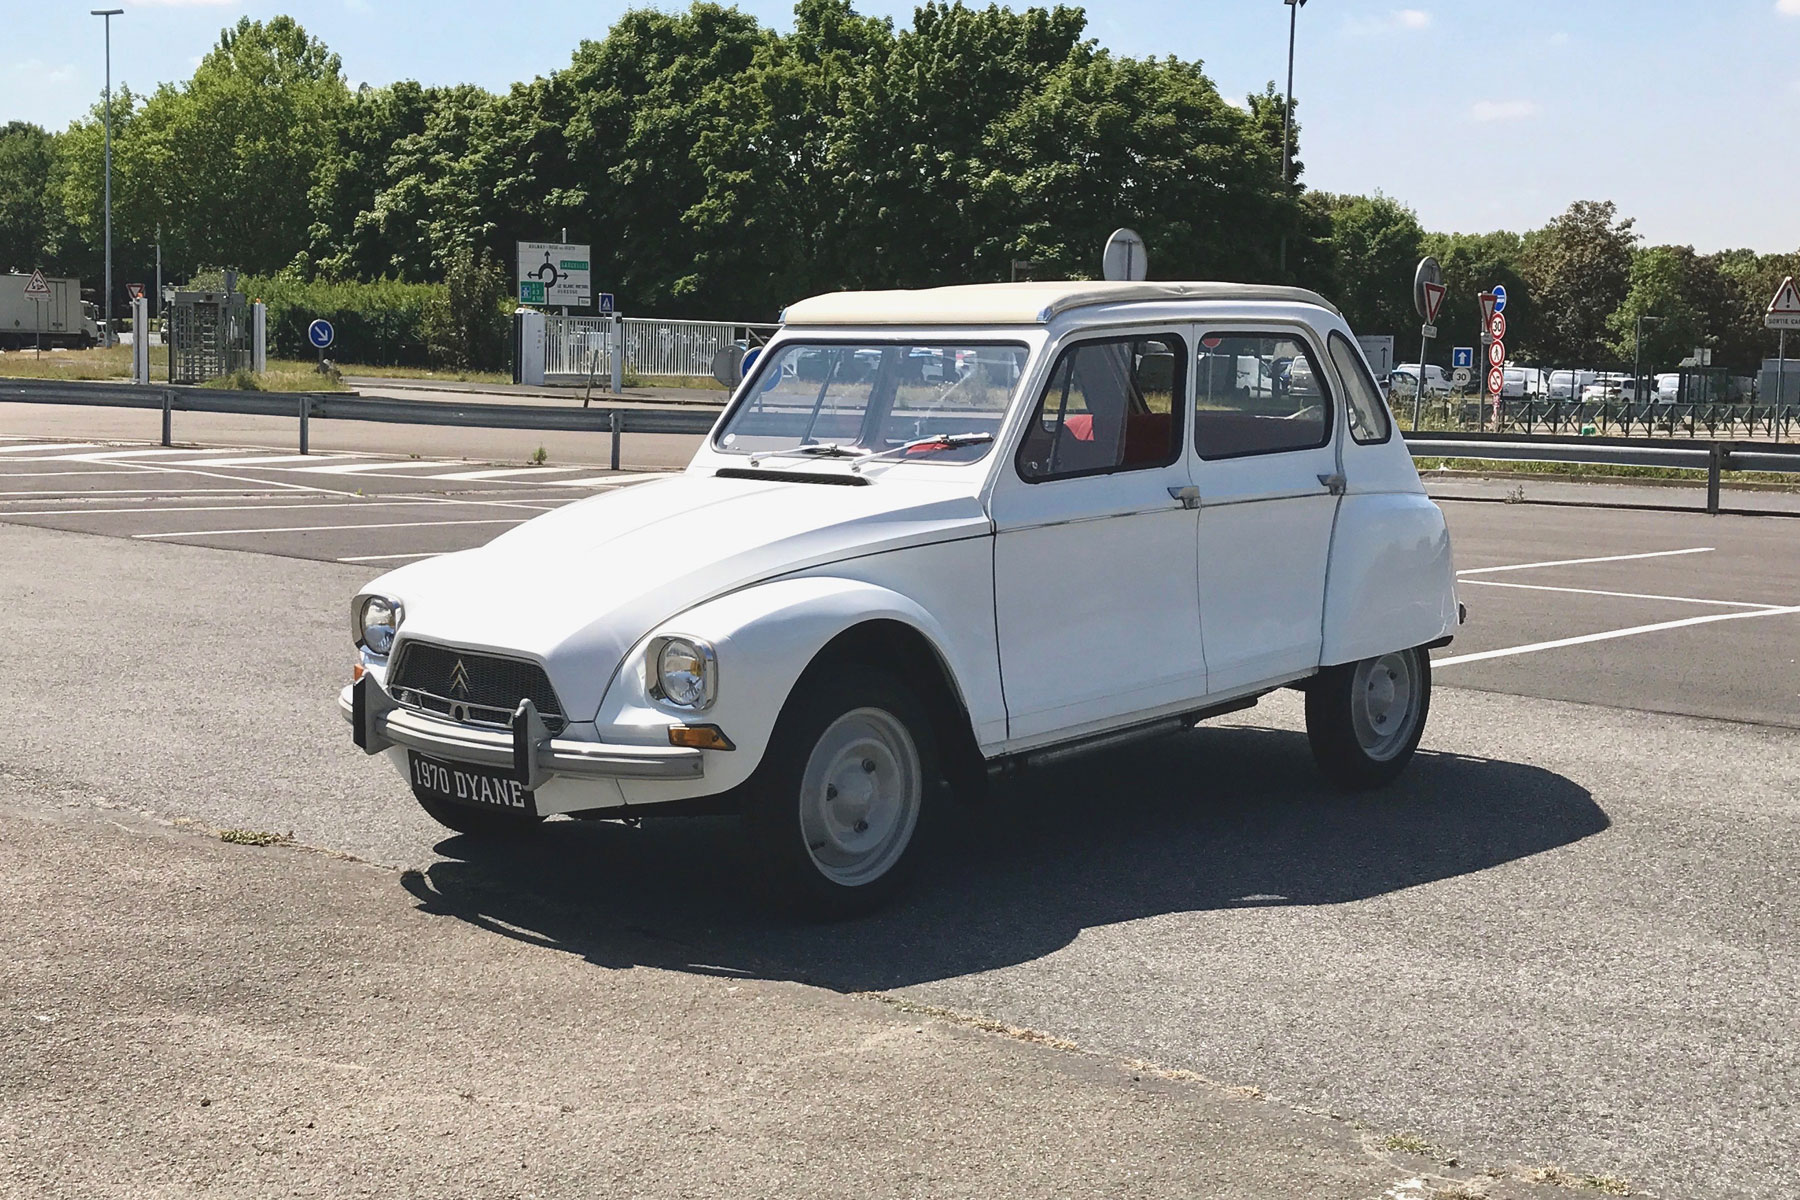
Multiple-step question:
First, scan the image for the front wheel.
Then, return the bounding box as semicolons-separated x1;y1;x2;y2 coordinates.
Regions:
1305;646;1431;790
747;671;938;918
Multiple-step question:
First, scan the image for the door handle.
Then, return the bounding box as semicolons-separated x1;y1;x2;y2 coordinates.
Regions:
1317;472;1346;495
1167;485;1201;509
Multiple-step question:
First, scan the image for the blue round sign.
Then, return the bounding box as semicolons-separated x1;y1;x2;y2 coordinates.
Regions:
1491;285;1508;314
307;319;335;349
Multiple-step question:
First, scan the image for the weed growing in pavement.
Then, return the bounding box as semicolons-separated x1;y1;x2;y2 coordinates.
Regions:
1579;1176;1632;1195
1381;1132;1437;1156
531;445;549;465
217;828;291;847
1504;483;1527;503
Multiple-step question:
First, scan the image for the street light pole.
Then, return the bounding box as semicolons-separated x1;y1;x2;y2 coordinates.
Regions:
93;9;124;349
1634;314;1661;406
1278;0;1307;278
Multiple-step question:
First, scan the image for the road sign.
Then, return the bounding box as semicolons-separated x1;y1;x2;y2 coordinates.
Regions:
307;319;335;350
126;283;144;301
1478;291;1497;333
22;269;50;300
1491;284;1508;314
597;292;616;315
1420;323;1438;339
1452;366;1472;388
1102;228;1148;281
1487;340;1506;367
1766;276;1800;330
518;281;546;305
1452;346;1475;369
1413;257;1444;321
1487;365;1505;396
1489;312;1507;341
516;241;592;307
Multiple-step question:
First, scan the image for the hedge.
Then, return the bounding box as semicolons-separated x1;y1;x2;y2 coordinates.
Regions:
244;275;445;367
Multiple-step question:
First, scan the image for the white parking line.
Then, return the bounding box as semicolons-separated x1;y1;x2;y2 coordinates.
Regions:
288;460;463;475
540;473;663;487
38;448;250;462
427;466;584;481
1;499;527;518
154;454;362;467
1458;579;1786;610
337;552;444;563
1435;605;1800;667
134;517;528;540
0;443;95;454
1457;547;1713;576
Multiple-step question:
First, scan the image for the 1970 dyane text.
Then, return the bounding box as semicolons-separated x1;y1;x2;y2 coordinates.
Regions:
342;281;1461;914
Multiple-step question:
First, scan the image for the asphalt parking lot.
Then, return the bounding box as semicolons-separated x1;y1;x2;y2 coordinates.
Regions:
2;424;1797;1199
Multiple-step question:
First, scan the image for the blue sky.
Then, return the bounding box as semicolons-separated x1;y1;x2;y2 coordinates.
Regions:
6;0;1800;252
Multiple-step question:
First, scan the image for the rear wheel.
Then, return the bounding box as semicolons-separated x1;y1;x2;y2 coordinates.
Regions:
1305;647;1431;790
411;787;545;837
747;670;937;918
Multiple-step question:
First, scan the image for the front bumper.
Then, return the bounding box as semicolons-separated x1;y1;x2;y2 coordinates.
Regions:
339;676;703;787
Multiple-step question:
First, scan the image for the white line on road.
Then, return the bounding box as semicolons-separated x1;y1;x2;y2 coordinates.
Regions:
289;460;463;475
38;448;251;462
1458;579;1786;610
1434;605;1800;667
0;443;95;454
337;552;444;563
1457;547;1713;576
540;473;662;487
133;518;528;540
426;466;584;481
1;499;535;518
154;454;361;468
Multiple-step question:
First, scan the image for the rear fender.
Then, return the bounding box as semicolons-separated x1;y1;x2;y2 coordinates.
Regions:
1322;492;1458;666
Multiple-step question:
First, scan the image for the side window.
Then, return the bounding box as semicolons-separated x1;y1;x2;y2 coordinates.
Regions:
1327;331;1393;444
1193;332;1332;459
1017;335;1185;482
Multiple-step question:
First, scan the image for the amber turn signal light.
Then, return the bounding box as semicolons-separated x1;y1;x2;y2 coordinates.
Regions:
668;724;735;751
352;662;365;682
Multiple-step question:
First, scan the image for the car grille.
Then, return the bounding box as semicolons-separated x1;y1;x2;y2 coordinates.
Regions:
387;642;568;735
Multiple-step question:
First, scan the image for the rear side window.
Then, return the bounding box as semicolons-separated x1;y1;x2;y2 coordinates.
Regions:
1017;335;1185;482
1193;332;1331;458
1327;331;1392;445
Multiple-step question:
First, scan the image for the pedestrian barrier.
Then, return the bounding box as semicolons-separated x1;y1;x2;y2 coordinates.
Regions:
5;378;1797;513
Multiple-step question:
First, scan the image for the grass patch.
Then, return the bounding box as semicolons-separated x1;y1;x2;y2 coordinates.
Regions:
0;342;156;380
1579;1176;1633;1196
217;828;291;847
1415;456;1799;488
338;362;513;385
201;363;347;393
1380;1132;1438;1157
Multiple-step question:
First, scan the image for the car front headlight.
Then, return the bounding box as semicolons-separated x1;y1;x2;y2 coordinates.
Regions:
649;636;716;710
354;594;404;657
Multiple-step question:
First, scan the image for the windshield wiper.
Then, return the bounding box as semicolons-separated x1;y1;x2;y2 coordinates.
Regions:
748;442;856;466
849;432;994;472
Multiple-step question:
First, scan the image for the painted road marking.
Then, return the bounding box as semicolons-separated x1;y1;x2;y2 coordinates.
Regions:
289;460;463;475
0;499;540;518
1457;547;1713;576
154;454;363;468
1435;605;1800;667
39;448;250;462
427;466;584;481
337;552;444;563
134;517;529;540
0;443;96;454
1458;580;1787;610
540;473;663;487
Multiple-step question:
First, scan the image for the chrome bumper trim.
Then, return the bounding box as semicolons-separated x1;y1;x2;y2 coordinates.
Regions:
339;680;702;782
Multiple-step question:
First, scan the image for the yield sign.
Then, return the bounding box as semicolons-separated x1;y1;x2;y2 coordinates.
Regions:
1422;281;1447;325
1478;291;1497;336
22;269;51;299
1767;276;1800;330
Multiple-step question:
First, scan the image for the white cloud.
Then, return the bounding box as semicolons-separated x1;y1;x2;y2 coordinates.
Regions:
125;0;238;7
1548;31;1571;47
1778;0;1800;16
1472;99;1540;122
1345;9;1433;35
1394;9;1432;29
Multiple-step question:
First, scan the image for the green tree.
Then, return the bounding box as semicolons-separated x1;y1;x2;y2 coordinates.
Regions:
1305;192;1424;345
1425;229;1530;362
308;82;436;280
0;122;56;274
423;245;511;369
1604;244;1728;372
1713;249;1800;375
1519;200;1637;366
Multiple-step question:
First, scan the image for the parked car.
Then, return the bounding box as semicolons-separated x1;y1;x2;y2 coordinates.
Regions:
1545;369;1596;401
1580;374;1652;403
343;281;1463;915
1389;363;1451;399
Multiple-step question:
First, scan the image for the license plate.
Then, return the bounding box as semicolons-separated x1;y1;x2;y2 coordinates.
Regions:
408;751;536;815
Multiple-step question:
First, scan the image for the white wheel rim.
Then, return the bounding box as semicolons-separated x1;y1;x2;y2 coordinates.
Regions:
1350;651;1421;762
797;707;921;888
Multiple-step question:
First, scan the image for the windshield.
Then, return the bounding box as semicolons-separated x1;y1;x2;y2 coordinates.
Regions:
715;341;1030;465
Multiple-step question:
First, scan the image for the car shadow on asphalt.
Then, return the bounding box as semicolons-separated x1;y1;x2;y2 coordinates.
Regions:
397;722;1608;990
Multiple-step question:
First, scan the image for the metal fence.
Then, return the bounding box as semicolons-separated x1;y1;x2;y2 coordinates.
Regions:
544;316;613;382
540;316;780;382
1406;396;1796;441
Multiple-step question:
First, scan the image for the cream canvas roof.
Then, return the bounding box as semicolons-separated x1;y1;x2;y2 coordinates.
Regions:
780;280;1342;326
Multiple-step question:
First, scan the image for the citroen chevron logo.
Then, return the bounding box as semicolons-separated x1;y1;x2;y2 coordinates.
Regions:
449;658;472;698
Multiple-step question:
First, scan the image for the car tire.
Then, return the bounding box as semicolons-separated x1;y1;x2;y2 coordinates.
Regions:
746;669;939;919
1305;646;1431;790
411;787;545;837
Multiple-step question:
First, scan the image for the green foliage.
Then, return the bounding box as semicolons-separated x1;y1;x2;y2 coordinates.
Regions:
422;245;512;370
245;273;444;366
1520;200;1638;366
0;122;55;273
1305;192;1425;343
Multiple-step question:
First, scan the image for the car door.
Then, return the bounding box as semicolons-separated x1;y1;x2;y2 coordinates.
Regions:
1191;326;1341;696
990;330;1205;744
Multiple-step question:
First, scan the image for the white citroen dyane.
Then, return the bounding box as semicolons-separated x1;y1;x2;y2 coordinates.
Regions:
343;281;1462;914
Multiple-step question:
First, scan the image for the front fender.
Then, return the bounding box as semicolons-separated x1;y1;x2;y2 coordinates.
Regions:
1322;492;1459;666
594;576;980;804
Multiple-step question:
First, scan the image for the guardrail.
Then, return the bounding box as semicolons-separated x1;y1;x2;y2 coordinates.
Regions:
4;378;1797;511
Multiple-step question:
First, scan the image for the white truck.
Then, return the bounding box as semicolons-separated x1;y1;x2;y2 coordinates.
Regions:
1;273;101;350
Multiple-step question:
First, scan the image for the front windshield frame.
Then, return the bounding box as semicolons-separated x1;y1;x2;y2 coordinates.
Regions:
711;336;1034;467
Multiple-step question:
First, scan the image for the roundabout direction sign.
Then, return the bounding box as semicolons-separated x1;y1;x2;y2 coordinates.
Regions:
307;319;335;350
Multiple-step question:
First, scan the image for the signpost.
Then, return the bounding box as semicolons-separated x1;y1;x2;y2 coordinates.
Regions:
1102;228;1149;282
1452;346;1474;370
1491;284;1508;314
1412;257;1445;430
307;318;335;375
1769;276;1800;439
516;241;592;308
23;269;50;358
